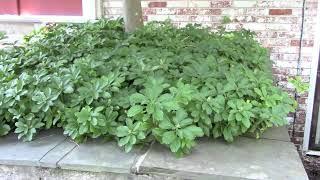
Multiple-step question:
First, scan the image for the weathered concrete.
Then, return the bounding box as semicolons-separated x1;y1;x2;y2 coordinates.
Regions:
58;138;143;174
245;126;291;142
0;129;66;167
40;138;77;168
0;127;308;180
0;165;177;180
137;137;307;180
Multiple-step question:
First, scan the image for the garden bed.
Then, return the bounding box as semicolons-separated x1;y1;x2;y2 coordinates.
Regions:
0;19;296;157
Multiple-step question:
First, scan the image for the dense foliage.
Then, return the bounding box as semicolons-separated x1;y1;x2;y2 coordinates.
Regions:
0;19;296;156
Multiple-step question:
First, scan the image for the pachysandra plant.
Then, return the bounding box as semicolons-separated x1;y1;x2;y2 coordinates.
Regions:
0;19;296;156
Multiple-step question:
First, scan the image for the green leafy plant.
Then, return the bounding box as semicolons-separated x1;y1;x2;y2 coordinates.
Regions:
0;19;296;156
221;16;232;24
0;31;6;40
289;76;309;94
153;110;203;156
116;119;146;152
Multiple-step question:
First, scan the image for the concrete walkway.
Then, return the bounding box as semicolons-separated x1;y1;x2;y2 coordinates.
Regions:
0;127;308;180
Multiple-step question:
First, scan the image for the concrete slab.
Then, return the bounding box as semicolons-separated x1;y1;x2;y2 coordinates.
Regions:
0;165;177;180
0;127;307;179
138;137;308;180
58;138;142;174
245;126;291;142
40;138;77;168
0;129;66;167
259;126;290;142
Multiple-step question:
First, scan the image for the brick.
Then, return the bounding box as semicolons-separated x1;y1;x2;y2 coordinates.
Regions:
301;47;314;55
290;40;314;47
277;32;300;39
292;131;305;138
147;15;170;21
140;1;149;8
269;9;293;15
258;38;291;47
104;8;122;15
142;8;157;15
272;67;291;75
274;74;288;82
210;0;231;8
255;32;278;38
296;116;306;125
148;2;167;8
255;16;299;24
270;46;300;54
293;123;305;133
104;1;123;8
174;8;221;15
233;0;257;8
234;16;255;23
305;2;318;9
166;1;188;8
189;15;213;22
104;14;121;19
223;8;268;16
143;16;148;21
291;137;303;145
242;23;266;31
189;1;211;8
257;0;302;8
207;9;222;15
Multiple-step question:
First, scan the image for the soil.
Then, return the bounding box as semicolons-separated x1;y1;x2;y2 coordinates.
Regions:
301;154;320;180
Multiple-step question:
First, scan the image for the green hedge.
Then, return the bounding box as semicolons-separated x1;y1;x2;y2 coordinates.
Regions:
0;19;296;156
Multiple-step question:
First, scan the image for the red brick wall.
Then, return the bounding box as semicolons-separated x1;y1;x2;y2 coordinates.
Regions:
103;0;318;149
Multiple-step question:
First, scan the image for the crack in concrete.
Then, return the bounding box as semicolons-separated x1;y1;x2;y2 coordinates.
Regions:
55;138;78;168
131;141;154;174
38;136;67;167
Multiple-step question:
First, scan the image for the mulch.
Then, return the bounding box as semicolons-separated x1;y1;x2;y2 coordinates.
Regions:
301;154;320;180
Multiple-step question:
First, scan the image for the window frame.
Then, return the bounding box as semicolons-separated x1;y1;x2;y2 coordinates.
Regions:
0;0;97;23
303;0;320;155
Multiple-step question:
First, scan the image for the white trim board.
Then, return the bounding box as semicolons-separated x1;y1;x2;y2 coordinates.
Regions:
306;150;320;156
0;0;97;23
303;0;320;152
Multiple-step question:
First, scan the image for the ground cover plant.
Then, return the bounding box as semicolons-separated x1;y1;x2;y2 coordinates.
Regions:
0;19;296;156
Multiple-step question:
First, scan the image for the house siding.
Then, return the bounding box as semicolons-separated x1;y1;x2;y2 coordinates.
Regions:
103;0;318;149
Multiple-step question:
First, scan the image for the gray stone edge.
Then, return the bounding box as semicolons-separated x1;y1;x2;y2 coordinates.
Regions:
39;139;78;168
134;139;302;180
136;166;248;180
0;135;68;168
0;127;303;179
57;162;132;174
130;142;247;180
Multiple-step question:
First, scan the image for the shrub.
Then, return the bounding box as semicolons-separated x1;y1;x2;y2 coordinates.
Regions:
0;19;296;156
0;31;6;40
